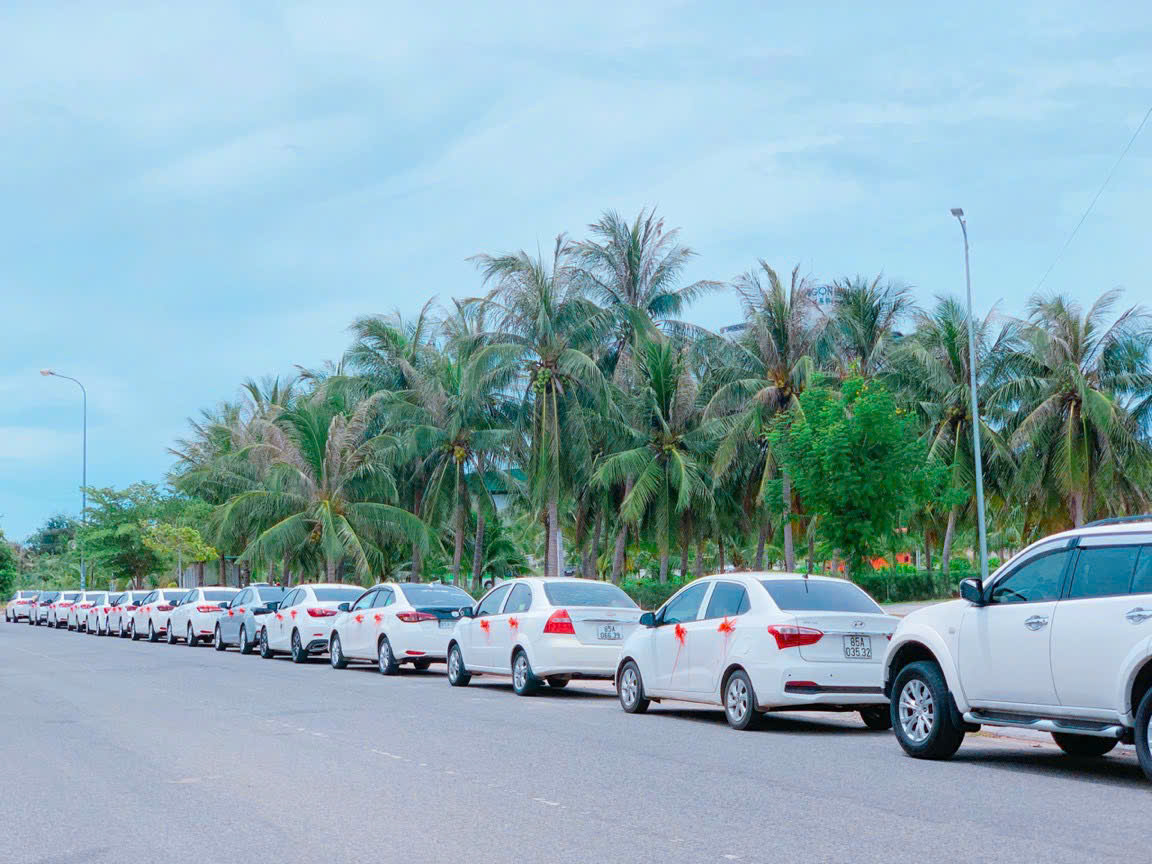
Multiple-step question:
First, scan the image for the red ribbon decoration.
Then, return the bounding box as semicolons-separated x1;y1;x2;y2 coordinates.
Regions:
479;619;490;635
508;616;519;631
237;608;245;614
275;613;283;620
290;610;297;619
670;623;687;679
717;617;734;635
354;613;364;623
373;613;382;624
674;623;686;644
228;610;234;617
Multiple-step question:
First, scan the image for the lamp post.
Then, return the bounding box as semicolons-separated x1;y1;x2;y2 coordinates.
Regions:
41;369;87;591
948;209;989;583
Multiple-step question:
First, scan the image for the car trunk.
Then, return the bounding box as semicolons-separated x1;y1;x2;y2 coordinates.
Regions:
566;608;643;646
414;605;465;633
790;612;895;664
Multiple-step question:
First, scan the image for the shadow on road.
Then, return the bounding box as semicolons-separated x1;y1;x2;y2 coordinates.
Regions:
948;746;1147;788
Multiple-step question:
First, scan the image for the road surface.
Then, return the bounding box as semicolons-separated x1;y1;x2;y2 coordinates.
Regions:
1;621;1145;863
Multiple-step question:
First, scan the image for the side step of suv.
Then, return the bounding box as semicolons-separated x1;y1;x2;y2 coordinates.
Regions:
963;709;1128;741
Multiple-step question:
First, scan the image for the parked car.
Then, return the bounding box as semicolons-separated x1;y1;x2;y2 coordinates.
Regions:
30;591;57;625
446;577;643;695
328;582;475;674
47;591;82;628
258;584;363;663
67;591;108;631
108;591;151;637
128;589;189;642
86;591;124;635
884;515;1152;781
165;586;240;646
213;584;286;653
614;573;897;729
5;590;39;622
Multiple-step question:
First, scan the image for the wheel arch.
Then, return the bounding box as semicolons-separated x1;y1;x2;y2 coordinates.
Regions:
1126;654;1152;721
719;662;748;702
884;634;964;707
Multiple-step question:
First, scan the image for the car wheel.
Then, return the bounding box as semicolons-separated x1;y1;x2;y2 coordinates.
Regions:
860;707;893;731
723;669;762;730
239;625;253;655
617;661;650;714
130;621;139;641
891;660;965;760
259;628;273;659
547;676;570;689
187;623;199;647
1051;732;1117;757
412;658;432;671
447;644;471;687
1134;688;1152;782
148;621;159;643
167;622;178;644
377;636;399;676
214;625;226;652
290;629;307;664
330;633;348;669
511;650;540;696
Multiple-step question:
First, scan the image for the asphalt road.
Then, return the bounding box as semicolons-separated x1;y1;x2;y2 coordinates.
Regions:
2;622;1147;864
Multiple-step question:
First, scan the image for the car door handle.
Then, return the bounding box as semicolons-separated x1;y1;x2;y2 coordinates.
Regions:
1125;608;1152;624
1024;615;1049;631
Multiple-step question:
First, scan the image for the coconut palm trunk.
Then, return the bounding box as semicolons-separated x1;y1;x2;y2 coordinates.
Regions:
471;511;486;589
547;492;561;578
940;505;958;578
754;518;768;570
452;470;466;585
694;538;705;579
782;471;795;571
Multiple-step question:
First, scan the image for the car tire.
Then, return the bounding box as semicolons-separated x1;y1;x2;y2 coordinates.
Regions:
1134;688;1152;782
167;622;178;644
130;621;139;641
214;625;226;652
860;707;893;731
148;621;159;643
1051;732;1117;758
187;623;199;647
290;629;307;664
447;644;471;687
891;660;965;760
723;669;762;730
377;636;400;676
330;633;348;669
511;650;540;696
547;676;570;689
259;628;273;659
239;625;253;655
617;661;650;714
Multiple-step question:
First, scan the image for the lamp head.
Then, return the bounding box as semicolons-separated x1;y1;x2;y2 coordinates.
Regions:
950;208;964;218
39;369;54;377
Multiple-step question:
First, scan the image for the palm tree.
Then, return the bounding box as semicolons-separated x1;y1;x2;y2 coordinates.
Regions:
1001;290;1152;527
706;262;827;571
213;392;431;582
593;337;712;582
829;275;915;377
471;236;609;578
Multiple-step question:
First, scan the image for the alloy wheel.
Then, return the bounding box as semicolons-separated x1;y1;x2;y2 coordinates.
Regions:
620;666;640;708
898;678;935;744
513;654;529;691
726;676;750;723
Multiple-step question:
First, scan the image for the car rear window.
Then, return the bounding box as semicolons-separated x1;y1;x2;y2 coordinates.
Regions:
43;592;60;602
256;588;286;602
542;582;638;609
63;593;81;601
312;587;364;602
202;590;237;601
131;592;151;601
400;584;474;607
161;590;186;601
760;579;881;613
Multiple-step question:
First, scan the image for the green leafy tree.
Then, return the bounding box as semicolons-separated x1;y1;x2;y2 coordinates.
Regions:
0;531;18;598
142;522;218;586
78;484;169;588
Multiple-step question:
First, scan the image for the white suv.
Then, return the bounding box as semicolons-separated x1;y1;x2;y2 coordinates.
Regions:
884;515;1152;780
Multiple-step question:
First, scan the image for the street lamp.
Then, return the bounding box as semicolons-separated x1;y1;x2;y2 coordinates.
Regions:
948;209;990;583
41;369;88;591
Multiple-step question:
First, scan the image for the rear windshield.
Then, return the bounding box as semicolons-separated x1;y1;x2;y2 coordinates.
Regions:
312;587;364;602
19;591;37;598
760;579;881;613
42;592;60;602
131;592;151;601
256;588;286;602
202;590;237;601
160;590;186;601
62;593;81;601
542;582;638;609
86;594;107;603
400;584;474;607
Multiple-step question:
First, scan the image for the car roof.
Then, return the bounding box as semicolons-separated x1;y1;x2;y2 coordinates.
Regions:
298;583;356;590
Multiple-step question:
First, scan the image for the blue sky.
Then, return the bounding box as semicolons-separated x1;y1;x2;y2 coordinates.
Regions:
2;1;1150;541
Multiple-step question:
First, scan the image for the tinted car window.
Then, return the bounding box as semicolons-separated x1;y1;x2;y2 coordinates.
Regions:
202;590;236;602
541;582;637;609
760;579;882;613
256;587;285;604
704;582;750;619
161;590;187;602
476;584;512;616
373;589;394;608
63;592;81;601
351;591;377;612
505;583;533;614
661;582;709;625
131;591;151;602
312;587;364;603
233;590;250;606
43;592;61;602
990;550;1071;604
1067;546;1141;600
400;584;474;607
1132;548;1152;595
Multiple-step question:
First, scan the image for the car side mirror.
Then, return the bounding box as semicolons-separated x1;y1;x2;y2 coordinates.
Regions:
266;601;280;611
959;578;984;606
337;602;351;612
219;600;231;609
639;611;656;628
458;606;475;619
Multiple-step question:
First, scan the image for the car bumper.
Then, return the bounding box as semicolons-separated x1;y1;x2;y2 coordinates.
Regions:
749;660;888;709
527;638;621;678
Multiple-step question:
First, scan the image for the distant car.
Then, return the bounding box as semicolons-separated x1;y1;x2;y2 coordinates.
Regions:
108;591;151;637
47;592;82;628
446;578;643;695
166;587;240;646
67;591;108;631
128;589;189;642
615;573;898;730
30;591;58;625
258;584;363;663
328;582;475;675
212;584;286;654
5;591;39;622
86;592;123;635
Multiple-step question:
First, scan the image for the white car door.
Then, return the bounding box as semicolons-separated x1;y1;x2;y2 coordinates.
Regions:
271;589;299;649
650;581;711;694
344;589;379;659
470;583;512;670
958;543;1075;708
1051;539;1152;711
694;580;752;695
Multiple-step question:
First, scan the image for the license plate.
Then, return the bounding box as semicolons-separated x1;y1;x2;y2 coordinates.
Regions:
843;635;872;659
597;624;621;641
438;619;455;630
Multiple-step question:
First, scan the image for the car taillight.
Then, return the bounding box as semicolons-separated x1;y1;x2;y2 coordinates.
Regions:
543;609;575;635
306;607;338;618
156;604;174;612
396;611;437;623
767;625;823;649
196;605;222;613
127;605;138;611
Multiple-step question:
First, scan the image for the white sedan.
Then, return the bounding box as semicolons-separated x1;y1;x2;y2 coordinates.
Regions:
67;591;108;631
258;583;364;663
166;587;240;646
5;591;39;622
128;589;189;642
47;591;82;628
108;591;151;637
446;577;643;695
615;573;897;730
329;582;475;674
